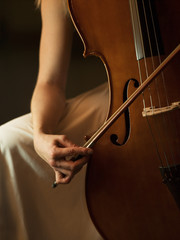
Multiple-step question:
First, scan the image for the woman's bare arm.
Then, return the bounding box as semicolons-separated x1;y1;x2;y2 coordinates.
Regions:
31;0;72;134
31;0;92;185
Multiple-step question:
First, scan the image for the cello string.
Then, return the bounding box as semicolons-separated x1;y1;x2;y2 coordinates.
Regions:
129;0;167;166
148;0;169;106
132;0;155;111
148;0;178;165
147;0;177;166
142;0;162;108
134;0;169;165
134;0;153;109
143;0;178;168
141;0;172;167
138;0;178;168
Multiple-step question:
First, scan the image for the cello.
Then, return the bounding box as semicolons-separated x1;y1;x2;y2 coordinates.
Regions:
67;0;180;239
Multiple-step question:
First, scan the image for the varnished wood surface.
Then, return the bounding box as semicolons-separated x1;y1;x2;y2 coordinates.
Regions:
68;0;180;239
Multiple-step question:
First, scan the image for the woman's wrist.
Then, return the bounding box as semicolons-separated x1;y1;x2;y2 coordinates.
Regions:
33;127;56;139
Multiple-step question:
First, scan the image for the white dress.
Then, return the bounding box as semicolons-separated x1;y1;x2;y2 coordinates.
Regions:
0;83;109;240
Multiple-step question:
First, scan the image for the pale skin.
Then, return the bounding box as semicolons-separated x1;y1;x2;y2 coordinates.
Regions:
31;0;93;185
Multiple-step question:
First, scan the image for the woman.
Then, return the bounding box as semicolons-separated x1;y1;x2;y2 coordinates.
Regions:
0;0;108;239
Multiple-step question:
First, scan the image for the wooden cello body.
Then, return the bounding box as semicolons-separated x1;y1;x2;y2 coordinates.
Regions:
67;0;180;239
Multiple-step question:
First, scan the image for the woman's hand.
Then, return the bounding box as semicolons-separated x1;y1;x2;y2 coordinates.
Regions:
34;133;93;184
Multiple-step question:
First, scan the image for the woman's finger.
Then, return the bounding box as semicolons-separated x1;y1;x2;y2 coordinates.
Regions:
52;146;93;160
54;156;87;172
54;169;72;184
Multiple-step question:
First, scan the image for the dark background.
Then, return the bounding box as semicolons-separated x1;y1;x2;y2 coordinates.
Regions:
0;0;107;125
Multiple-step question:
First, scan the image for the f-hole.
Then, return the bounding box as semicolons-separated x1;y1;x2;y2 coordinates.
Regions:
110;78;139;146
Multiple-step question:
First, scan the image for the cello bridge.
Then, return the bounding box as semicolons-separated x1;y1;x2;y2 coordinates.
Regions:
142;101;180;117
